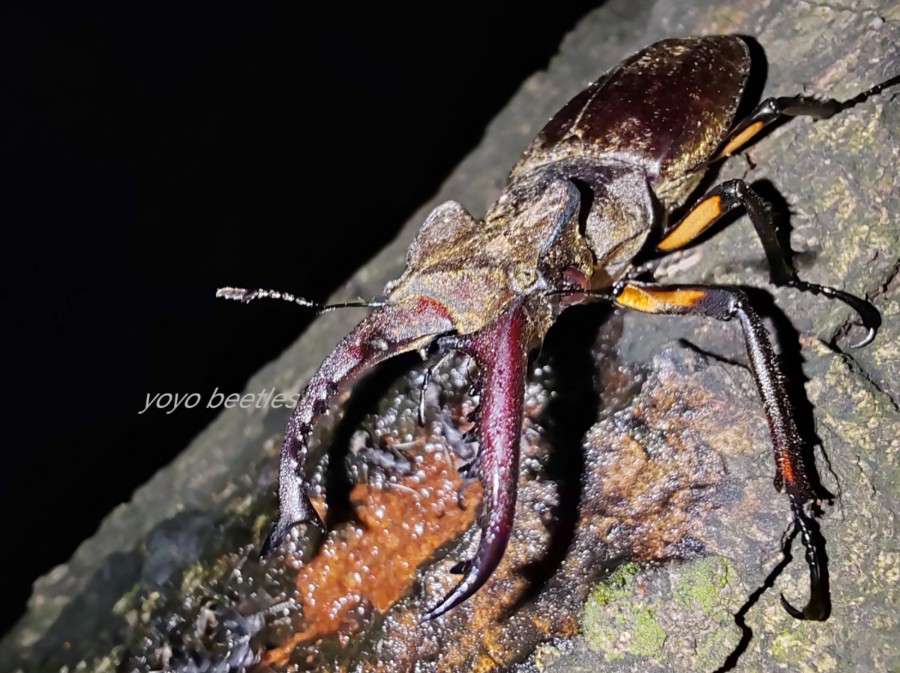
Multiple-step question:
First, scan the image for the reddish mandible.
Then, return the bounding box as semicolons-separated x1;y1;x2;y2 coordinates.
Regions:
219;36;898;622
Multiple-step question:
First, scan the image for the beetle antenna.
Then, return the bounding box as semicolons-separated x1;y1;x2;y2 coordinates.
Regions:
216;287;384;314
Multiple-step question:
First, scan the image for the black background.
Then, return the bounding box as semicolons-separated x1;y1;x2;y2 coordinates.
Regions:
1;1;600;635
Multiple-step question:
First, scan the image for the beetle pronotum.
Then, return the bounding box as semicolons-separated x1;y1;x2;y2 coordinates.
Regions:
220;36;898;623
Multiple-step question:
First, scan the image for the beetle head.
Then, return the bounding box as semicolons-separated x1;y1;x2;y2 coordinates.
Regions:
385;179;592;338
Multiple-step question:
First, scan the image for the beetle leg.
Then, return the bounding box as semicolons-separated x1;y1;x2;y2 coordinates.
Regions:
417;350;454;426
457;456;480;479
422;303;530;621
614;281;827;620
417;362;434;426
657;179;880;347
715;74;900;159
261;298;454;556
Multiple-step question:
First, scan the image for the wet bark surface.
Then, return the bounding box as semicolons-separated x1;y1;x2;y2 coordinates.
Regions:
3;0;899;671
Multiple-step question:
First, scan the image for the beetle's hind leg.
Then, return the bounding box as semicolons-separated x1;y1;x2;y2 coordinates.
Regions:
715;74;900;159
657;178;880;347
614;281;828;620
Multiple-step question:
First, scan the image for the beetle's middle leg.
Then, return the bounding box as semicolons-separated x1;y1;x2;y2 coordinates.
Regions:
657;178;880;347
613;280;828;620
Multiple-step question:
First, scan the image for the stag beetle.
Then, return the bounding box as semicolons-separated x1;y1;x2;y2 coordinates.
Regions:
219;36;898;623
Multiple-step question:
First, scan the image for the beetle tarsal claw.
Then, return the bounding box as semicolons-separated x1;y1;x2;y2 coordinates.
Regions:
849;325;877;350
780;499;829;621
779;545;826;620
786;279;881;349
780;590;826;621
780;556;827;621
449;559;474;575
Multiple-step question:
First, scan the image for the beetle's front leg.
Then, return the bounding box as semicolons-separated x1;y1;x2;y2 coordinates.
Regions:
422;302;530;621
261;298;454;555
614;281;828;620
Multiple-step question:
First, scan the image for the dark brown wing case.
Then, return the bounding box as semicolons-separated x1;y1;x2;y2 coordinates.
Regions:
513;36;750;205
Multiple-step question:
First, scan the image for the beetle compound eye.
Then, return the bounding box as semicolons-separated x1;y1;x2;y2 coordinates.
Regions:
563;268;590;292
555;267;592;305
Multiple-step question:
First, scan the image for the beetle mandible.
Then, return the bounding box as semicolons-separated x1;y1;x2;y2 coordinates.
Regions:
219;36;898;622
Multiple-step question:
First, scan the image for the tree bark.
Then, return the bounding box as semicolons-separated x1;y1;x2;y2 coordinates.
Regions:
3;1;898;671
